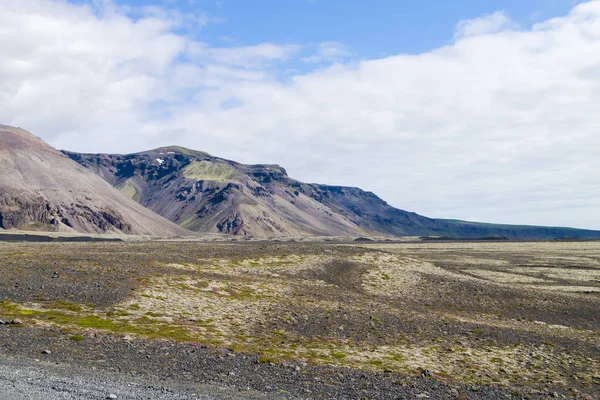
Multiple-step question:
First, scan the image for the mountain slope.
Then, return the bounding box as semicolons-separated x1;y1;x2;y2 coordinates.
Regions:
0;125;191;236
64;147;364;237
64;146;600;240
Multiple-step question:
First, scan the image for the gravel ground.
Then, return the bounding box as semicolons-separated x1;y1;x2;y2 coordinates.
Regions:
0;326;556;400
0;355;279;400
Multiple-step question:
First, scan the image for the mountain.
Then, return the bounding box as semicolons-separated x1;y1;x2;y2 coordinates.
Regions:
63;146;600;240
64;147;363;237
0;125;191;236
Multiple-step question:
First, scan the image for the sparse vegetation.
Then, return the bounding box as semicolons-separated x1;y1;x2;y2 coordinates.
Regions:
182;160;237;182
0;240;598;398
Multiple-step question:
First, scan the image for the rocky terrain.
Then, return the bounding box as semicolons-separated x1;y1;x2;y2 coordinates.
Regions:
65;146;600;240
0;125;191;236
1;240;598;399
0;355;266;400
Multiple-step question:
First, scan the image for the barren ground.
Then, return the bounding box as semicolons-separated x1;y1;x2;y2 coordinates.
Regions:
0;240;598;399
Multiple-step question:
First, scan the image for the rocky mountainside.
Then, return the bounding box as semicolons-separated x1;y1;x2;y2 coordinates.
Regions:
0;125;191;236
64;146;600;239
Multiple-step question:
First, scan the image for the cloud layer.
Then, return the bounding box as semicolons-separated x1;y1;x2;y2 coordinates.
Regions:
1;0;600;229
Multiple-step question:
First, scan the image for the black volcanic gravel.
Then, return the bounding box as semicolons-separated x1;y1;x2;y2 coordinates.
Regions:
0;325;572;400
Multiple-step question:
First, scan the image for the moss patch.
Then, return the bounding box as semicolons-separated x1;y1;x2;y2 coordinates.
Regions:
182;160;237;182
117;180;141;202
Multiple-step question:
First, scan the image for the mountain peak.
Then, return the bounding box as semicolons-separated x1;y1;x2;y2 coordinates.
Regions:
0;124;54;152
141;146;212;158
0;125;191;236
0;123;24;132
134;146;289;178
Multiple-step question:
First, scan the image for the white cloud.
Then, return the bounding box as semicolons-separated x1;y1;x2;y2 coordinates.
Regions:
455;11;515;39
204;43;301;67
1;0;600;229
302;41;353;64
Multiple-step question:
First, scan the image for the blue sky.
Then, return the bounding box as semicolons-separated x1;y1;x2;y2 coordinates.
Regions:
2;0;600;229
103;0;584;59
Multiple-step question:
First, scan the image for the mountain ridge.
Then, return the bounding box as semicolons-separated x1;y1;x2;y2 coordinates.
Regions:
0;125;192;236
63;145;600;240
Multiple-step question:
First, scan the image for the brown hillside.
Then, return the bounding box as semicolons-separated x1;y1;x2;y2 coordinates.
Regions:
0;125;191;236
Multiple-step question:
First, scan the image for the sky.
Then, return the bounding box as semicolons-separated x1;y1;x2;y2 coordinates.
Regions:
1;0;599;229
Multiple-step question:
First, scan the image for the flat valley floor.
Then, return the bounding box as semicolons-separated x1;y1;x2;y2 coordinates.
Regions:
0;240;598;399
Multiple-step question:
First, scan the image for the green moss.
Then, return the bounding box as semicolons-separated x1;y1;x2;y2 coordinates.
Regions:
74;315;125;330
388;353;406;362
182;160;237;182
48;301;85;312
144;311;164;318
117;181;141;202
331;351;348;359
0;300;20;314
0;303;194;342
174;283;196;291
257;356;278;364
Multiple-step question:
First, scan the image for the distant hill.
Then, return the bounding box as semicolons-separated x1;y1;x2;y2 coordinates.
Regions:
63;146;600;240
0;125;191;236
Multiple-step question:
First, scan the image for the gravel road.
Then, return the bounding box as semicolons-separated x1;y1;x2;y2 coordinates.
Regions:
0;356;281;400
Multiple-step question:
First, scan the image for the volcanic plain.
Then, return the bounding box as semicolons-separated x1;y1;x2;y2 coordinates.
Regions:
0;240;598;399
